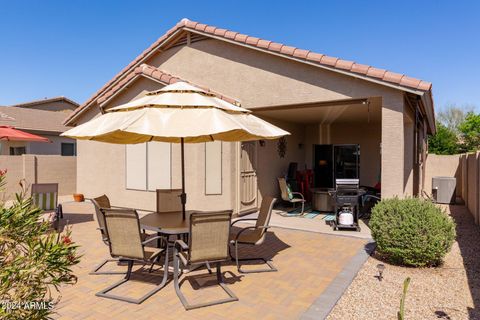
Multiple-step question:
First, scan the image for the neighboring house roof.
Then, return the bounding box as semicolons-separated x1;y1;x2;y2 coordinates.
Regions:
97;64;239;106
0;106;72;133
11;96;79;109
65;18;434;127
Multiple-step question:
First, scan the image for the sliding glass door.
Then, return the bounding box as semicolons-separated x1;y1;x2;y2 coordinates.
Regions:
334;145;359;180
314;144;360;188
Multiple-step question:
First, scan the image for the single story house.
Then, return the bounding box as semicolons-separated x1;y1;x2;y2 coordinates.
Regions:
64;18;435;214
0;97;78;156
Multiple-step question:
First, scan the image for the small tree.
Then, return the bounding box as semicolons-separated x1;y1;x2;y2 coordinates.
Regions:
437;104;473;134
458;112;480;152
428;121;460;155
0;178;80;320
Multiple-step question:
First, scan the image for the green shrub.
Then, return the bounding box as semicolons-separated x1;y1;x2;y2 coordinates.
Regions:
370;197;456;267
0;178;80;320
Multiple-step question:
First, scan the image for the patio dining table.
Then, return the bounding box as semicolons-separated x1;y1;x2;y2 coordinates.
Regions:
140;210;193;235
139;210;208;277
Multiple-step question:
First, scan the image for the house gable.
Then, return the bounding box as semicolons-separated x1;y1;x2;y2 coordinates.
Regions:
13;96;78;112
65;18;434;131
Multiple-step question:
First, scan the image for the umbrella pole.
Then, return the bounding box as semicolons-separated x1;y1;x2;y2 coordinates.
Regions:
180;138;186;220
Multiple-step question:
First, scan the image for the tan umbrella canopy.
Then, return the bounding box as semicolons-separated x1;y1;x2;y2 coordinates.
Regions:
62;82;290;217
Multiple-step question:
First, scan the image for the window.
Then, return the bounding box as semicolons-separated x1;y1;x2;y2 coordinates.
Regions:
9;147;26;155
125;142;171;191
61;143;76;156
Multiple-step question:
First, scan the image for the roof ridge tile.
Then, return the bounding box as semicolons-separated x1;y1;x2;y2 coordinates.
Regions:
97;63;240;106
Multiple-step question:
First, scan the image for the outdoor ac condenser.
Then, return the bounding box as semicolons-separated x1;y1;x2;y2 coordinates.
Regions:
432;176;456;204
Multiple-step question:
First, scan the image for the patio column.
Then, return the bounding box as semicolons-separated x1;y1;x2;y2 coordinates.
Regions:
381;95;406;198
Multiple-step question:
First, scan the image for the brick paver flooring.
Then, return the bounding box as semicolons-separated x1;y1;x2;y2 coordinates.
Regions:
52;201;367;319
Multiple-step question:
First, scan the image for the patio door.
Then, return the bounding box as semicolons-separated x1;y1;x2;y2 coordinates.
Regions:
314;144;360;188
239;141;258;215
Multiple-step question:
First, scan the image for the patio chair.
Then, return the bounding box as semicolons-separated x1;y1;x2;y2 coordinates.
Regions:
173;210;238;310
96;208;169;304
277;177;306;215
229;196;278;273
156;189;183;213
31;183;63;229
90;195;148;275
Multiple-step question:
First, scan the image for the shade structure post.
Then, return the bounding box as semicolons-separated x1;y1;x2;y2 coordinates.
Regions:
180;138;186;220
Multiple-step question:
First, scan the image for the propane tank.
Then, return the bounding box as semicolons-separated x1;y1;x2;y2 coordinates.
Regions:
338;207;354;225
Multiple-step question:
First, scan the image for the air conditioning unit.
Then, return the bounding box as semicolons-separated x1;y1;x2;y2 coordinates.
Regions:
432;177;456;204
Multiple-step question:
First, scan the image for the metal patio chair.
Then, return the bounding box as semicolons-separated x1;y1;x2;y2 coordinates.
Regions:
95;208;168;304
229;196;278;273
173;210;238;310
31;183;63;228
277;177;306;215
90;195;148;275
156;189;183;213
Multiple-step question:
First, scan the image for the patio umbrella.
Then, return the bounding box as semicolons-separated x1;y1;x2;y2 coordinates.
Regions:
0;126;50;142
62;82;290;218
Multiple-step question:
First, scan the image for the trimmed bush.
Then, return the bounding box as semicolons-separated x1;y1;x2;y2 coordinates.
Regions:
370;197;455;267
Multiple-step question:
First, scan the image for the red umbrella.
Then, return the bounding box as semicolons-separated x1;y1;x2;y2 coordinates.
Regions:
0;126;50;142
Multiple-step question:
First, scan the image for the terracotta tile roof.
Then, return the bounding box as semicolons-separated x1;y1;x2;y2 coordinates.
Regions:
97;64;239;106
65;18;432;125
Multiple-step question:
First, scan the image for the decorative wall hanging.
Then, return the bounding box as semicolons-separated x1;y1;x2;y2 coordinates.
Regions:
277;137;287;158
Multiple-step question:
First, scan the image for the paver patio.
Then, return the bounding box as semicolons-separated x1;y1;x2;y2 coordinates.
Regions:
52;200;368;320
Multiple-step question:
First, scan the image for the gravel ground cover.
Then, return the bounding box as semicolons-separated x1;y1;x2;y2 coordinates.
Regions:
327;204;479;320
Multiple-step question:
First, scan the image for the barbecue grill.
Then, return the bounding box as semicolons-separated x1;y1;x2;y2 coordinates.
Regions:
331;179;361;231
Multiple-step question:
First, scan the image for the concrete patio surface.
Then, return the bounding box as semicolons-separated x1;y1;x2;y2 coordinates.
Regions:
241;208;372;240
52;200;369;320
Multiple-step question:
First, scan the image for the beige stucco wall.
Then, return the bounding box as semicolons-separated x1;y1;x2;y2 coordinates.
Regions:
256;118;306;203
76;139;235;212
29;135;76;155
0;135;76;155
76;37;422;210
0;155;76;200
149;39;406;110
381;93;408;198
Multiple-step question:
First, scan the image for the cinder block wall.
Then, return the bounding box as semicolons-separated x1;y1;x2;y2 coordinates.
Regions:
0;155;76;200
424;154;462;197
426;152;480;224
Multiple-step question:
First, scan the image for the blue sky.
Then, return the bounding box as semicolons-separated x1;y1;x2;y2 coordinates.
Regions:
0;0;479;113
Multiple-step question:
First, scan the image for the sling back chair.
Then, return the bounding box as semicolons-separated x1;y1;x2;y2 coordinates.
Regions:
229;197;278;273
156;189;183;213
95;208;168;304
277;177;306;215
90;195;148;275
173;210;238;310
31;183;63;229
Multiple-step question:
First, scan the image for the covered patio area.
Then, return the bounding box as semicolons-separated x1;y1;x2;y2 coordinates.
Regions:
248;97;384;230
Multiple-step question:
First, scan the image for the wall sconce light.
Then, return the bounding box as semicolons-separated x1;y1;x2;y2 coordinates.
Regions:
259;140;265;147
